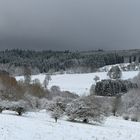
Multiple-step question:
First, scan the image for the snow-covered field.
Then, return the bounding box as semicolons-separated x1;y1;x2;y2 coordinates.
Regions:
8;69;140;140
1;110;140;140
16;71;139;96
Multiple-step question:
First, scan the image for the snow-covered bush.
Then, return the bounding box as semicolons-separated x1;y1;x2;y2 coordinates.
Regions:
98;96;116;117
123;114;129;120
131;118;138;122
130;114;139;122
50;86;61;98
118;89;140;120
23;93;39;110
132;72;140;88
108;66;122;79
37;98;49;109
50;85;79;100
66;96;105;124
50;105;64;121
23;93;49;110
0;100;27;115
47;99;65;121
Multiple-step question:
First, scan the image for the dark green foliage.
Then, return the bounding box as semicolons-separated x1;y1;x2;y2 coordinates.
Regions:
95;79;137;96
1;49;140;75
0;49;124;74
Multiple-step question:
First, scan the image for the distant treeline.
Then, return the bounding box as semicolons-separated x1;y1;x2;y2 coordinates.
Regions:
0;49;124;74
0;49;140;75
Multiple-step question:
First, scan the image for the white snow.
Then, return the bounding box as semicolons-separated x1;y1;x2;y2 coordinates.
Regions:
6;68;140;140
16;71;139;96
99;63;140;72
1;110;140;140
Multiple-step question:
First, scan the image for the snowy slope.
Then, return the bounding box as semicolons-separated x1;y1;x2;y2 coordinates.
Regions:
16;71;139;96
99;63;140;72
1;110;140;140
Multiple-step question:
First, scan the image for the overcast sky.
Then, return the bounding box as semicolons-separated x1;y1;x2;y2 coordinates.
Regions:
0;0;140;51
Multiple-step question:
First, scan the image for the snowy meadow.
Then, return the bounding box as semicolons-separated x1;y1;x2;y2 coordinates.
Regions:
1;64;140;140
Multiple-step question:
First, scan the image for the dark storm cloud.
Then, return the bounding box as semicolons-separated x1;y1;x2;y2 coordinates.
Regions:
0;0;140;50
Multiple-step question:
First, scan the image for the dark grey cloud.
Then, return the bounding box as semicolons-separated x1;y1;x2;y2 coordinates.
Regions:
0;0;140;50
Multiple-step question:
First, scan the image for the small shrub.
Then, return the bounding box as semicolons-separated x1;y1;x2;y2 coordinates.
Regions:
123;115;129;120
131;116;138;122
15;107;25;116
83;118;89;123
94;75;100;83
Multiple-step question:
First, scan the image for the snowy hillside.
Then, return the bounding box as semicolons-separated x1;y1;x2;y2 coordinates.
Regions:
16;71;139;96
99;63;140;72
1;110;140;140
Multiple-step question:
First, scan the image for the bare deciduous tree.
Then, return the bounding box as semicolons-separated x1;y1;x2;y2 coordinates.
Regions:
23;66;31;85
43;74;51;89
94;75;100;83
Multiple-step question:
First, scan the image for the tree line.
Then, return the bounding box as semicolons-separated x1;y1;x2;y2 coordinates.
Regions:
0;49;124;75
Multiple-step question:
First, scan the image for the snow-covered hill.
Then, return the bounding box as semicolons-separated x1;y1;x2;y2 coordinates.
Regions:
6;67;140;140
99;63;140;72
16;71;139;96
1;110;140;140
